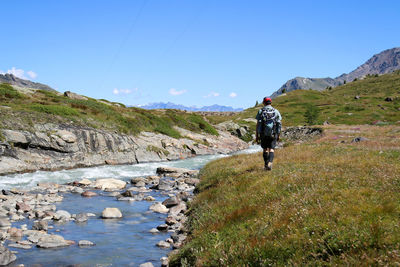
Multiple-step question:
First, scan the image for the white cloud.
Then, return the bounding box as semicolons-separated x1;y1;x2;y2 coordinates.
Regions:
169;88;187;96
229;92;237;98
113;88;136;95
0;67;37;80
26;70;37;79
204;91;220;98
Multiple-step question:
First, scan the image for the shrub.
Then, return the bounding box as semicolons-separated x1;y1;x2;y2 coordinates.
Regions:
29;104;80;116
304;104;320;125
0;83;23;100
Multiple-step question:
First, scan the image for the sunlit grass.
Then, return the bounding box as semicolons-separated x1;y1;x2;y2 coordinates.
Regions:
170;125;400;266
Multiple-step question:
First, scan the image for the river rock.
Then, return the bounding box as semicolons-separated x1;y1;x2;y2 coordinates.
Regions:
144;196;155;201
162;196;179;208
71;187;84;194
101;208;122;219
36;234;69;248
16;202;31;212
0;218;11;229
26;230;47;243
54;210;71;221
160;256;169;267
156;166;198;177
149;228;159;234
94;178;126;191
75;213;88;223
0;244;17;265
184;178;200;186
156;240;170;248
131;177;146;185
156;224;168;231
81;191;98;197
168;202;187;217
32;221;48;231
152;180;173;191
7;227;23;238
78;179;92;186
149;203;169;214
139;263;154;267
165;216;178;226
8;242;32;249
78;240;95;247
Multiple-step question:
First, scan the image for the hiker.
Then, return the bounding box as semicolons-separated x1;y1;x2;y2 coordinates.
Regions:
255;97;282;170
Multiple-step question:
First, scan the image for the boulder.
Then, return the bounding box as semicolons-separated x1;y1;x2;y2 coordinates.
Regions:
156;240;171;248
162;196;179;208
156;166;198;177
36;234;69;248
149;203;169;214
75;213;88;223
71;187;84;194
16;202;31;212
130;177;146;185
385;97;393;102
0;219;11;229
156;224;168;231
101;208;122;219
64;91;88;101
78;179;92;186
169;202;187;217
94;178;126;191
78;240;95;247
32;220;48;231
54;210;71;221
351;137;369;143
7;227;23;238
81;191;97;197
160;256;169;267
0;245;17;265
184;178;200;186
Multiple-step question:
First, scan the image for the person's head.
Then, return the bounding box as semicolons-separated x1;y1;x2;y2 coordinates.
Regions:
263;97;272;105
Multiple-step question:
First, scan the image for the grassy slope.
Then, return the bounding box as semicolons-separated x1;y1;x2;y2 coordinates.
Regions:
0;83;218;138
235;71;400;127
170;125;400;266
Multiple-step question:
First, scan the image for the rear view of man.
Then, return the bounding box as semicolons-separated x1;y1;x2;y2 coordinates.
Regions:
255;97;282;170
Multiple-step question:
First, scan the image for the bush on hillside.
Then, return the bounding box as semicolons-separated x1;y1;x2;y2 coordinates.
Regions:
0;83;23;100
304;104;320;125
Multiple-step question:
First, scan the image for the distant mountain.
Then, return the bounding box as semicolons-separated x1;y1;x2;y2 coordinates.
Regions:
0;73;56;92
271;47;400;98
138;102;243;112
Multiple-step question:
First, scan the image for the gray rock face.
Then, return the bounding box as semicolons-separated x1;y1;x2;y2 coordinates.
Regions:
0;245;17;265
0;123;248;175
271;47;400;98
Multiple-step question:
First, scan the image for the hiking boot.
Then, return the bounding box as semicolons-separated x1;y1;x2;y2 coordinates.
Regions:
265;162;272;171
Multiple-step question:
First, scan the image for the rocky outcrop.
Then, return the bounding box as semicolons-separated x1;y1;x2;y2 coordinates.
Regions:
0;124;248;175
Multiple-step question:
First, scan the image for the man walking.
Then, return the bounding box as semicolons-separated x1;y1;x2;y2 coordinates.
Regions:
255;97;282;170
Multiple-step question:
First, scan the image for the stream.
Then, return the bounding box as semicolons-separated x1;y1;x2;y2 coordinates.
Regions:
0;146;261;266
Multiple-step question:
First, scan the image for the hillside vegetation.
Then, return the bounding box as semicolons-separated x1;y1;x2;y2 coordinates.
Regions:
0;83;218;138
170;125;400;266
234;71;400;128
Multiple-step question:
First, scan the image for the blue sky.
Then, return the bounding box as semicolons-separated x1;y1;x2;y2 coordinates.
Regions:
1;0;399;108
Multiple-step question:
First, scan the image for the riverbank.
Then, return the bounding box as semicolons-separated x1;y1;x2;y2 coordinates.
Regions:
0;123;248;175
169;125;400;266
0;164;203;266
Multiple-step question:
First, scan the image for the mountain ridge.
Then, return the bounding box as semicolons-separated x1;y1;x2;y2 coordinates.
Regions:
0;73;56;92
137;102;243;112
271;47;400;98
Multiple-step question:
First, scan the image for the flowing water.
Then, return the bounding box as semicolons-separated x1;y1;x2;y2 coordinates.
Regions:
1;146;261;266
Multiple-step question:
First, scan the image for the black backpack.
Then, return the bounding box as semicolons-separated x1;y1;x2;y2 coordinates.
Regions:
258;107;278;138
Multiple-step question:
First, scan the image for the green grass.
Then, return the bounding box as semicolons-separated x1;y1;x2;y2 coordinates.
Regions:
234;71;400;127
0;84;219;138
0;83;24;100
170;125;400;266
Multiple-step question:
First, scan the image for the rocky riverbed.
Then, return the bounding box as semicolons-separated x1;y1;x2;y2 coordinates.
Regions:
0;164;204;267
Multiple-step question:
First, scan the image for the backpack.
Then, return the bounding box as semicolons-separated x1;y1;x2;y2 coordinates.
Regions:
258;106;278;138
